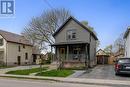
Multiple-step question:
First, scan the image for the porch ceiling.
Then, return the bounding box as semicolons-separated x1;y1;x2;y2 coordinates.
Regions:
51;41;88;46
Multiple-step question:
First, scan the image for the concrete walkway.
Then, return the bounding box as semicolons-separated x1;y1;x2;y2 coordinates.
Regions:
29;64;58;76
67;70;86;78
0;74;130;86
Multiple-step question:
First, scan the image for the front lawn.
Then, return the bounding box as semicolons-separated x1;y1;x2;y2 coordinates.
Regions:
36;69;74;77
6;67;47;75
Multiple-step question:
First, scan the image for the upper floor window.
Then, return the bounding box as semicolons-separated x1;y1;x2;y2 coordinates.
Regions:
67;29;76;40
23;44;25;49
0;39;3;46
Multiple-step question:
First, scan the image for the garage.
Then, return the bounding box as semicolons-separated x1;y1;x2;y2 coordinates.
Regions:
96;49;109;64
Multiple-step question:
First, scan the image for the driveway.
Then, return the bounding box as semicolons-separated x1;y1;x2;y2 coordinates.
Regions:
78;65;130;81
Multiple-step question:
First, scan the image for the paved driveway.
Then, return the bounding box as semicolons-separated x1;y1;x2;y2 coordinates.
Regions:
78;65;130;81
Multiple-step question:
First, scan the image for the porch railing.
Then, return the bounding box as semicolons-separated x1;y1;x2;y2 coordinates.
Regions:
66;54;86;62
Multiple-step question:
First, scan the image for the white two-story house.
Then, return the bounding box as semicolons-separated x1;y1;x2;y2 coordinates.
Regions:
124;27;130;57
0;29;33;66
51;16;98;69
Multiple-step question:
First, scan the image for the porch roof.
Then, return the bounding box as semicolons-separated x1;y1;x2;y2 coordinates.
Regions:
51;41;88;46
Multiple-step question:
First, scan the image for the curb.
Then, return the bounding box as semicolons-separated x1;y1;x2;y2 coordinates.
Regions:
0;74;60;82
0;74;130;86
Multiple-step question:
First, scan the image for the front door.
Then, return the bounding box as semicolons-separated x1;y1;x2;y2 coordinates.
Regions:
59;48;66;60
33;54;37;63
17;56;21;65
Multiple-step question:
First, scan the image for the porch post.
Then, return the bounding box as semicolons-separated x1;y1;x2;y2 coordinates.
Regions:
86;44;90;69
85;44;88;69
66;45;69;61
88;44;90;68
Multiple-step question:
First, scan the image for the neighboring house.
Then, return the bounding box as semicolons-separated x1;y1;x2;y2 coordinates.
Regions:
96;49;109;64
124;27;130;57
96;49;116;65
51;16;98;68
0;30;33;66
32;46;42;64
114;48;124;58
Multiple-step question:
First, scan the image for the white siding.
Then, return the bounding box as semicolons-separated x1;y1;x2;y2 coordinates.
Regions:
0;35;7;63
125;33;130;57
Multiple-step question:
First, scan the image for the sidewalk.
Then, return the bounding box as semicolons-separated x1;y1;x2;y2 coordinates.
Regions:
0;74;130;86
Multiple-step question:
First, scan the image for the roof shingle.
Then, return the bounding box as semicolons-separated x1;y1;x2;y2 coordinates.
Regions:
0;29;32;46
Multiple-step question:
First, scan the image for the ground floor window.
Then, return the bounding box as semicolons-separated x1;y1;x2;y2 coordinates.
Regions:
17;56;21;65
25;53;28;60
73;47;81;60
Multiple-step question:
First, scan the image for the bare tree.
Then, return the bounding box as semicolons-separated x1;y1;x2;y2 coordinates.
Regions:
113;33;125;53
22;8;71;69
104;45;113;55
96;40;100;49
22;8;71;50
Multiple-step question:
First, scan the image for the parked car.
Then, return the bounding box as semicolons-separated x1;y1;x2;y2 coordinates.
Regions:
114;58;130;75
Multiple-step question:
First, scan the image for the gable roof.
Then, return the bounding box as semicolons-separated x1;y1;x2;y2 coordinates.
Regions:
124;27;130;38
0;29;32;46
53;16;98;40
96;49;108;56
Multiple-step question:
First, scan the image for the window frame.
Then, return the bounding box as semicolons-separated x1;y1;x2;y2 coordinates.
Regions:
0;38;3;46
66;29;77;40
23;44;25;49
25;52;28;60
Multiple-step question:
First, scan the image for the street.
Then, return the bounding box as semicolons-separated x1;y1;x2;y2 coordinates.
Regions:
0;78;114;87
79;65;130;81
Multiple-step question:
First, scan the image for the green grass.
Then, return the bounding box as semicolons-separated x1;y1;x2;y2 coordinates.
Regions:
36;69;74;77
6;67;47;75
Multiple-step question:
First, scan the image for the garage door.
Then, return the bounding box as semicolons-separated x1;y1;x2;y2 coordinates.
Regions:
97;57;108;64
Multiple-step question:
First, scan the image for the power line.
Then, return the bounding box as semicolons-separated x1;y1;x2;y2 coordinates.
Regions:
43;0;60;28
44;0;54;9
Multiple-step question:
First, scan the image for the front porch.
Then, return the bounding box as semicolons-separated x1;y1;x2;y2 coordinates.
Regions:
51;42;90;69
